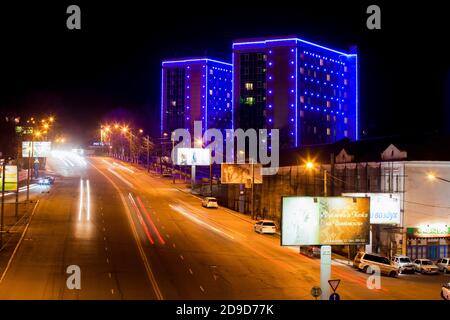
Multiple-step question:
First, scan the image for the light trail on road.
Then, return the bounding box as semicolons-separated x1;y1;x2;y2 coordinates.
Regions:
137;196;165;245
129;193;155;245
169;204;235;241
78;179;84;221
87;179;91;221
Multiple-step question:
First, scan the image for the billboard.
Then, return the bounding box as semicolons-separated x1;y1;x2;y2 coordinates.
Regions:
281;196;370;246
221;164;263;184
342;193;401;225
176;148;210;166
0;165;18;191
22;141;52;157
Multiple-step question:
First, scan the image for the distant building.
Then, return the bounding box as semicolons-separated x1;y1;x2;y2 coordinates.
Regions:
161;58;233;138
232;36;358;149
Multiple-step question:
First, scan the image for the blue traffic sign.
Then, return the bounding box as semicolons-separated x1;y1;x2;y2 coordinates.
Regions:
329;293;340;301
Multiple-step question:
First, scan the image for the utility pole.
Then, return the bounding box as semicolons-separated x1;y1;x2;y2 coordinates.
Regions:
1;162;6;247
210;162;213;196
172;138;175;184
15;139;20;218
146;135;150;172
324;169;327;197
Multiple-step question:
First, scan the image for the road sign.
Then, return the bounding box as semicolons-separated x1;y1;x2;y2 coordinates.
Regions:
328;279;341;292
310;286;322;299
329;293;340;300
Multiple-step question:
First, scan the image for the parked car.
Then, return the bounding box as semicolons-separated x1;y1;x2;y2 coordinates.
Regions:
201;197;219;208
413;259;439;274
441;283;450;300
38;176;55;185
436;258;450;273
253;220;277;234
161;169;172;177
353;252;398;277
392;255;415;274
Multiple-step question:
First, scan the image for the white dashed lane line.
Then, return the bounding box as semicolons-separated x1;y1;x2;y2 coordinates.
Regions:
200;286;205;292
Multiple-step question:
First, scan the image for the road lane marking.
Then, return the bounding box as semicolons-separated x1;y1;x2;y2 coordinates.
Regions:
166;234;170;238
180;255;184;260
189;268;193;275
91;162;164;300
86;179;91;221
200;286;205;292
78;179;83;221
0;201;39;284
172;244;176;248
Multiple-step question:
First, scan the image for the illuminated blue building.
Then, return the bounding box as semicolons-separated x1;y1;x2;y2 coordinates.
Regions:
232;36;358;148
161;58;233;137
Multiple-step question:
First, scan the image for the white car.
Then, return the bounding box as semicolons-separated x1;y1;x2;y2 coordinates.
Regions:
202;197;219;208
392;255;415;274
442;283;450;300
436;258;450;273
254;220;277;234
354;252;398;277
413;259;439;274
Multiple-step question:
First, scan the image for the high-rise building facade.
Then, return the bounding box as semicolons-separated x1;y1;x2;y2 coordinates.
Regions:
161;58;233;137
233;36;358;148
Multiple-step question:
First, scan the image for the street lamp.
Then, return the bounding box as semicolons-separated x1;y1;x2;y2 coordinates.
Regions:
427;173;450;183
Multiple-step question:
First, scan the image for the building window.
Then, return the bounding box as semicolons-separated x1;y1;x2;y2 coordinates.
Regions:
326;101;331;108
300;110;304;118
300;96;304;103
300;67;304;74
209;89;213;95
171;101;176;107
344;66;347;72
344;130;348;137
245;82;253;90
326;128;331;135
326;74;331;81
209;69;213;75
344;117;348;124
320;59;324;66
344;79;348;85
326;115;330;121
313;126;317;134
245;97;255;105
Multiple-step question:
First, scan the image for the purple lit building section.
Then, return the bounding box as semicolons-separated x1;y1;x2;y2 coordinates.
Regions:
161;58;233;137
233;36;358;148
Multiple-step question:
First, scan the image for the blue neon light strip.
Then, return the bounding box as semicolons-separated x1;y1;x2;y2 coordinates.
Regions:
160;68;164;136
233;37;351;57
231;53;235;130
162;58;232;67
205;64;208;132
295;47;298;147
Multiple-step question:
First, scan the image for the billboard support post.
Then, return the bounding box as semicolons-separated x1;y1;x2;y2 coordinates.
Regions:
251;159;255;220
191;165;196;192
320;245;332;300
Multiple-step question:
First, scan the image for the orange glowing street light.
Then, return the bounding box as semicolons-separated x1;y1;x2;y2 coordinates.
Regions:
305;161;315;170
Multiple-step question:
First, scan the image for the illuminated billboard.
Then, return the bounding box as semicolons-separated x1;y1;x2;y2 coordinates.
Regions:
342;193;401;225
220;164;263;184
176;148;210;166
22;141;52;157
0;165;18;191
281;196;370;246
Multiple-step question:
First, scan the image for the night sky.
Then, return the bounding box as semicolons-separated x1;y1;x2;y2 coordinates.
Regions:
1;1;449;146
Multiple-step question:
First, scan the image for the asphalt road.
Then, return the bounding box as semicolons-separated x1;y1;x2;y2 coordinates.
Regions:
0;153;447;299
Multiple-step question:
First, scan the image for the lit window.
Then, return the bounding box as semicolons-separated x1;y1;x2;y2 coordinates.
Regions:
344;66;347;72
326;101;331;108
245;97;255;105
320;59;324;66
300;67;304;74
209;90;213;95
313;126;317;134
326;128;331;135
344;130;348;137
209;69;213;75
245;82;253;90
227;93;230;98
344;79;348;85
300;110;304;117
326;74;330;81
326;115;330;121
300;96;304;103
314;71;317;78
333;116;336;122
344;117;348;124
171;101;176;107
